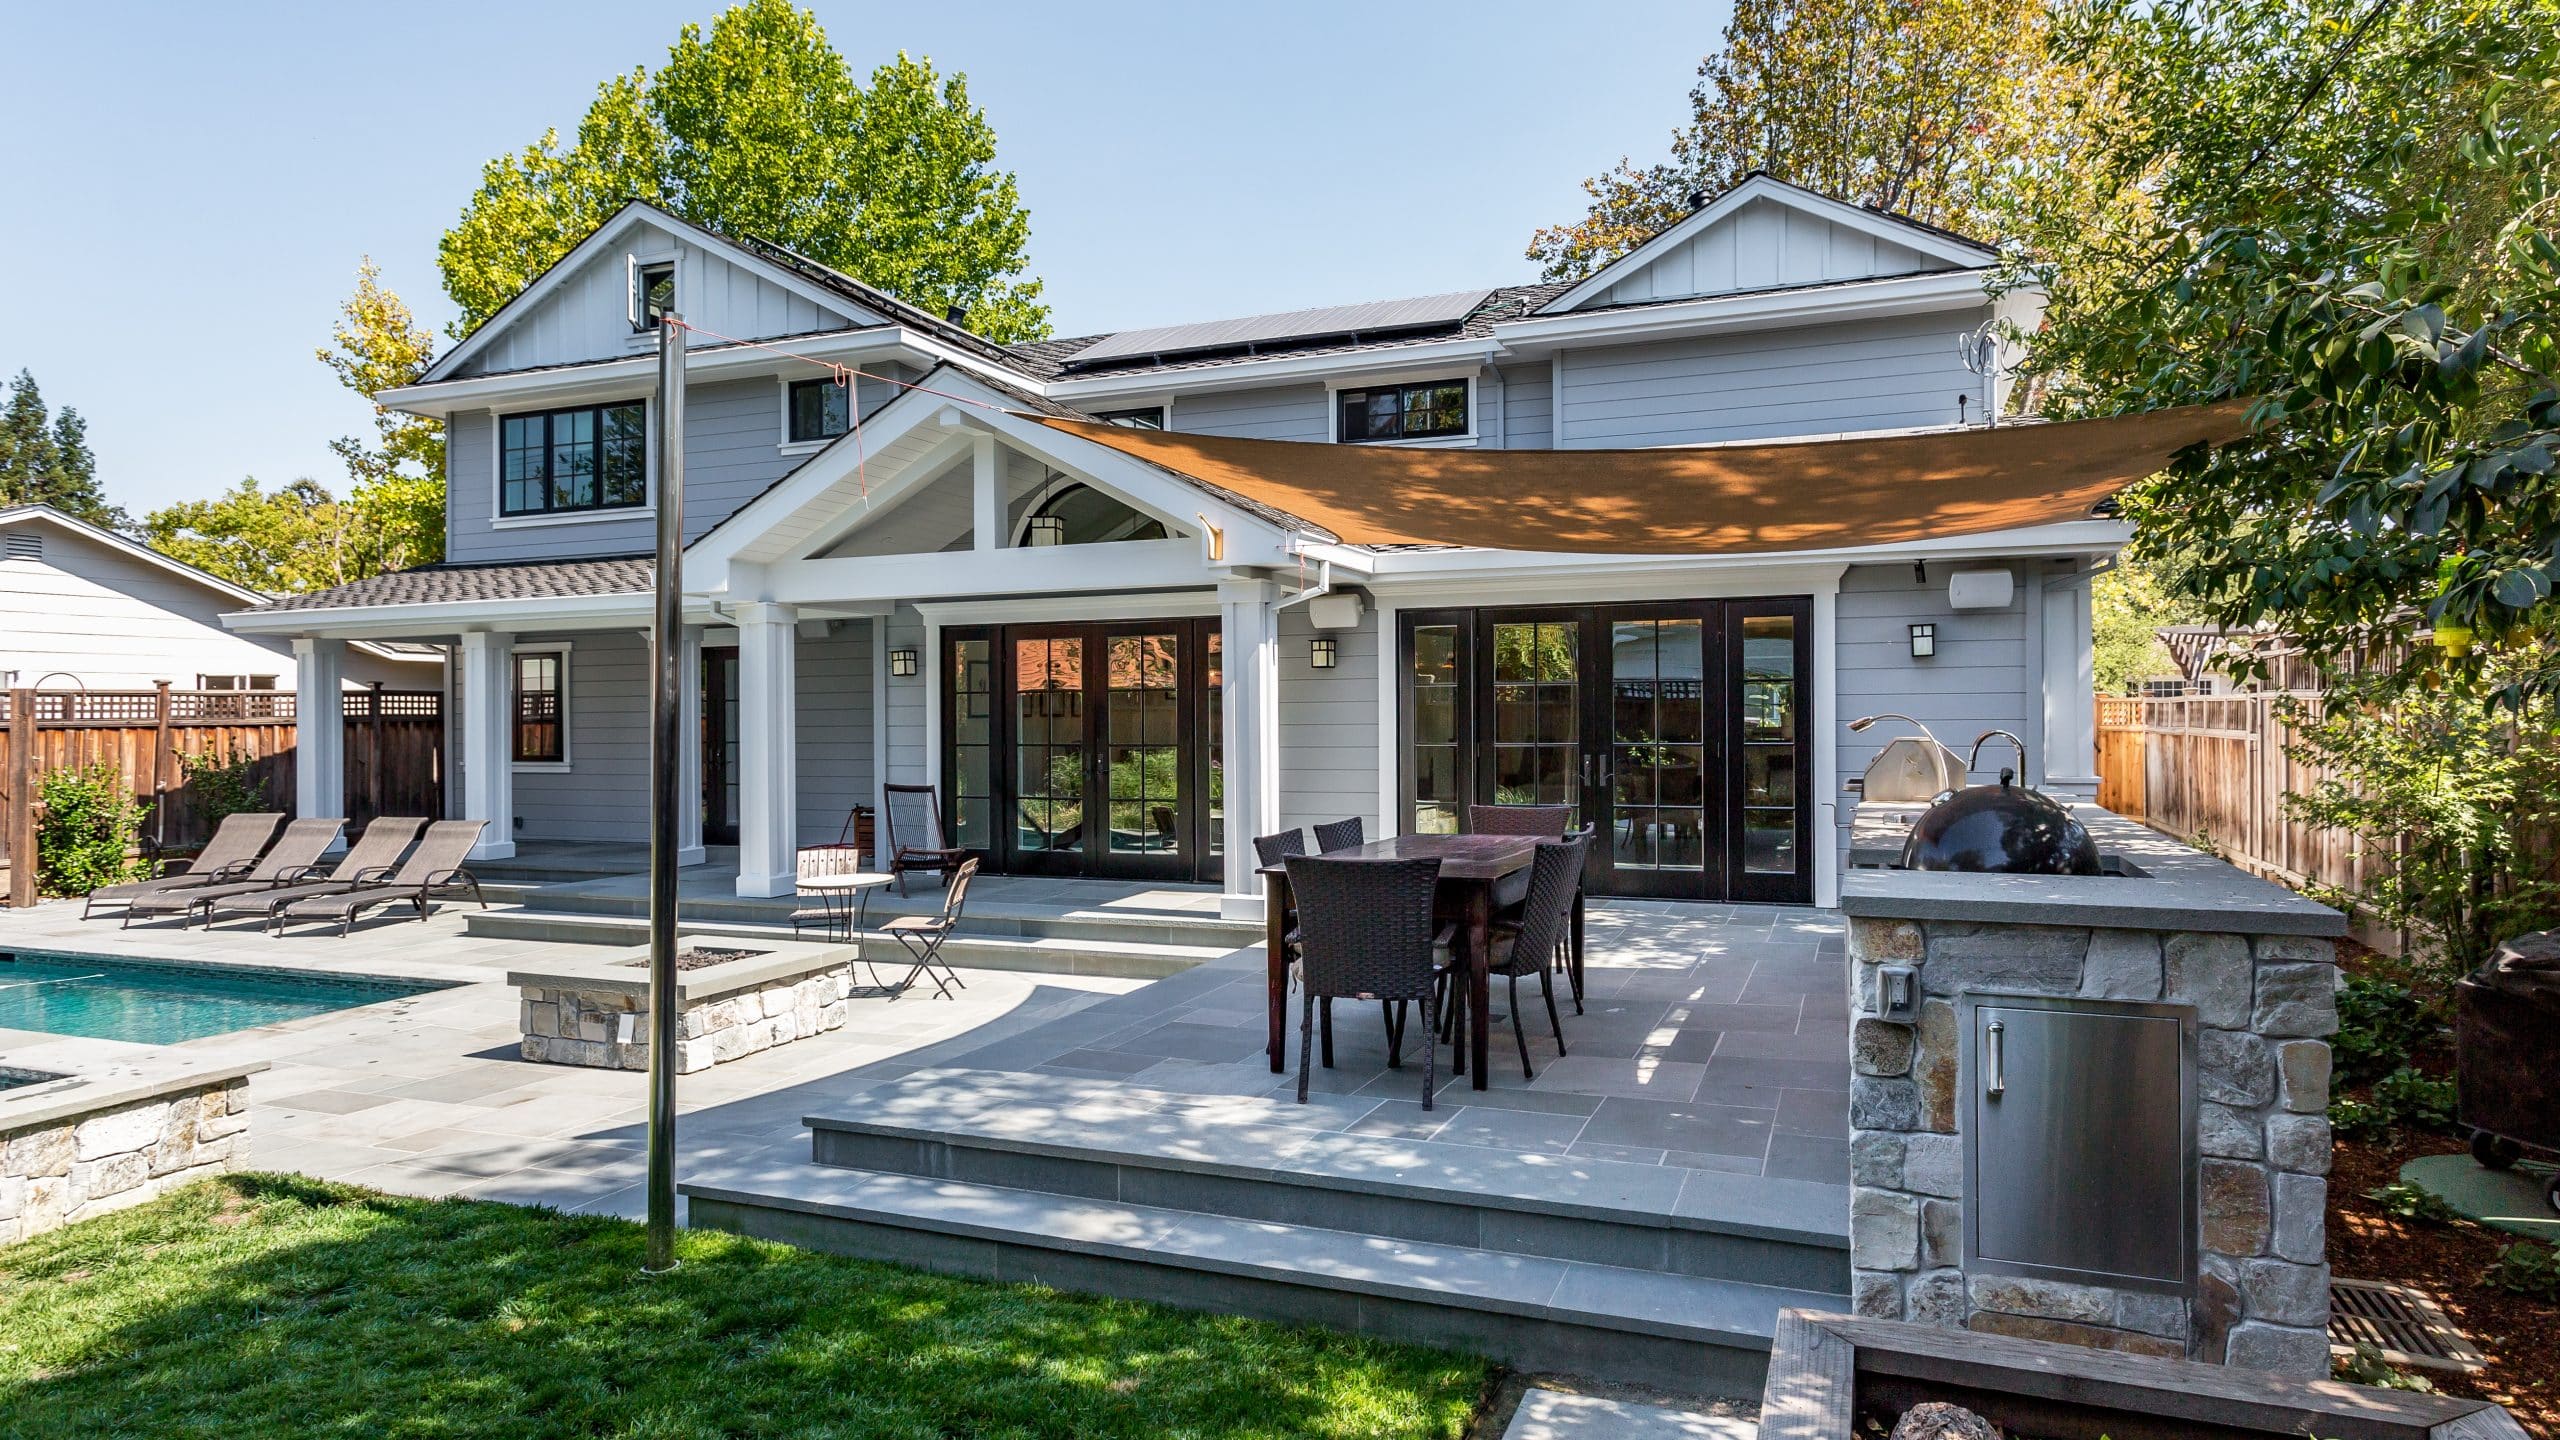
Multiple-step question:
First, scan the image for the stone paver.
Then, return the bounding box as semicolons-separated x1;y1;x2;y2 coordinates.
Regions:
1502;1387;1758;1439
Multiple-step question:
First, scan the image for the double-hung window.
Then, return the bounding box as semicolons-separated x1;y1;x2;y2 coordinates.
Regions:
1337;379;1468;444
513;651;565;764
788;377;851;443
499;403;647;519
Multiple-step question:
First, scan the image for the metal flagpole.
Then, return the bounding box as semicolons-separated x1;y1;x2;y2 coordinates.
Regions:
643;311;686;1274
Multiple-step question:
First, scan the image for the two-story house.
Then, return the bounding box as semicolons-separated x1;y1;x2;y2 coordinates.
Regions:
226;174;2127;914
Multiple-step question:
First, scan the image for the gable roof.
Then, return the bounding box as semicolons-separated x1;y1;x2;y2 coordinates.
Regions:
1536;173;2000;317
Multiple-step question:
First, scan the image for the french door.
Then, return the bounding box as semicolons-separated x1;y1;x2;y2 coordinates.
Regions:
943;619;1222;882
1398;598;1813;904
701;647;740;847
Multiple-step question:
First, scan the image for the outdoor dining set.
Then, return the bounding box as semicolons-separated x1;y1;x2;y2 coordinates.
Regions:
1257;807;1589;1110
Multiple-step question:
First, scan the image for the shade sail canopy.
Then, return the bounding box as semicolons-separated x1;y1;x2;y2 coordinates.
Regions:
1029;400;2253;555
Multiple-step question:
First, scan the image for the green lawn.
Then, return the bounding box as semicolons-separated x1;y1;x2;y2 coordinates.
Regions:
0;1174;1487;1439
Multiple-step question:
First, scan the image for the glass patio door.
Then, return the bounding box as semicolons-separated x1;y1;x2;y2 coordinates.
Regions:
700;647;740;846
1600;613;1718;898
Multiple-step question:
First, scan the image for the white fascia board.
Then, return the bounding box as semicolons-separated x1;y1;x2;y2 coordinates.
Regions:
1;504;272;609
379;328;918;419
762;538;1217;607
1356;519;2130;591
1537;174;1999;316
1494;269;1992;354
1043;338;1505;403
220;591;657;642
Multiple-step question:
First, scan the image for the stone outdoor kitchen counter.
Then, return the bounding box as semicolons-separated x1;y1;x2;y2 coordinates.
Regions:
1834;802;2348;1377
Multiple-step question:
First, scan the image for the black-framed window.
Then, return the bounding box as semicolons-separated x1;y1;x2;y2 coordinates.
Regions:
1092;405;1167;430
634;262;675;331
513;651;564;764
499;403;646;518
789;377;851;442
1338;379;1467;443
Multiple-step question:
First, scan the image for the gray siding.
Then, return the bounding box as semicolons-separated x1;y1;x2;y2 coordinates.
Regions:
513;631;648;842
1833;562;2032;854
1169;384;1329;442
1496;362;1551;450
884;609;929;787
1276;604;1380;836
1555;307;1990;448
1588;197;1949;309
795;621;874;846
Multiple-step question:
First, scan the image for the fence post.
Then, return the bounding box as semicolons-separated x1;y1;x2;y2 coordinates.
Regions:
7;687;36;907
152;680;174;855
368;680;386;822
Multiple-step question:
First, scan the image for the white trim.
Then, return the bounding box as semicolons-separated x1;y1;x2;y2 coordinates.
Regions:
1812;578;1842;908
507;640;573;772
870;613;891;835
1046;338;1504;404
911;591;1221;628
385;329;910;419
775;371;854;455
1499;268;1992;351
1325;371;1479;448
1537;173;1997;316
1373;596;1399;838
486;395;655;530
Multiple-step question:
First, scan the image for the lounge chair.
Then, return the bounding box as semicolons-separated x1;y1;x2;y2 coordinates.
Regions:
883;783;970;897
267;820;487;936
192;817;424;928
123;817;344;927
81;811;284;919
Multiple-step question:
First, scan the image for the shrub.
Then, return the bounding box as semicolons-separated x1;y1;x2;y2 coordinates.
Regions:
2372;1067;2458;1132
2364;1181;2463;1226
34;763;143;897
179;746;267;831
2485;1241;2560;1301
2331;1096;2393;1140
2331;976;2433;1085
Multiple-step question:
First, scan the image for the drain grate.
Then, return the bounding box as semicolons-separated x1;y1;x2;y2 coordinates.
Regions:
2329;1278;2486;1373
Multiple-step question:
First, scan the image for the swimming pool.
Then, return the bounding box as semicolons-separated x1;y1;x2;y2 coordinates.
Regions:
0;952;450;1044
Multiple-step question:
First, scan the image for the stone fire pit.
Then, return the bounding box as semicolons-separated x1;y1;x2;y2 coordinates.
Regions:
508;938;859;1074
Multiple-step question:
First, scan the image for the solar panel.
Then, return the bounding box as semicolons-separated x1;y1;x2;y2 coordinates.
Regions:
1068;289;1493;366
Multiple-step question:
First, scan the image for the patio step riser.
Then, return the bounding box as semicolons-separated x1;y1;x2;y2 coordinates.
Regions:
505;886;1262;949
460;910;1213;979
810;1126;1850;1294
686;1191;1776;1397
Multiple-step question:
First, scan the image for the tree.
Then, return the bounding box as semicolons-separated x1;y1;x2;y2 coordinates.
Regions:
438;0;1046;342
1527;0;2089;280
2092;558;2187;694
2011;0;2560;701
319;259;445;572
141;477;370;594
0;370;124;528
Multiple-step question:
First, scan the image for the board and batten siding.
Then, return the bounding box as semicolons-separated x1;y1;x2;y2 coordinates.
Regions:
1275;603;1379;837
1555;308;1991;448
447;372;902;565
453;227;869;379
1169;384;1330;442
1588;197;1954;309
1832;562;2033;855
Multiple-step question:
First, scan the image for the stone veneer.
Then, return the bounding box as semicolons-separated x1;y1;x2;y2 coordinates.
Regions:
1;1073;252;1245
1845;915;2338;1375
520;966;853;1074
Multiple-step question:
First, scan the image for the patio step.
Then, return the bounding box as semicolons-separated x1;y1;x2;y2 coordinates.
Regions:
799;1068;1851;1294
459;908;1230;979
681;1155;1832;1397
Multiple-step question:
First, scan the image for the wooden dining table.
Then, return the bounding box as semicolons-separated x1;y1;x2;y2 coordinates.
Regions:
1259;833;1547;1091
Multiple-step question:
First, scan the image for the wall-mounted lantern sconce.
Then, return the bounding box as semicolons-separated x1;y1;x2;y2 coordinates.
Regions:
1025;514;1066;547
889;647;920;677
1908;623;1937;660
1309;637;1338;670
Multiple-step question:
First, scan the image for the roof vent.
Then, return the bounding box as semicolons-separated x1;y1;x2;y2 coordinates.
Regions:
1686;190;1708;212
3;532;41;561
945;304;968;327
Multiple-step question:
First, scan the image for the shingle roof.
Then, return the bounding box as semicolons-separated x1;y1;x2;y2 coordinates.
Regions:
249;556;654;613
736;237;1035;374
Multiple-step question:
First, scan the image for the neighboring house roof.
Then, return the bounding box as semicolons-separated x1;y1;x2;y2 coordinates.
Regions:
247;555;655;613
0;504;440;663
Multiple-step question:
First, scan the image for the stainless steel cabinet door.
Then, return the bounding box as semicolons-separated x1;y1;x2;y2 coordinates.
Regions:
1964;997;2196;1293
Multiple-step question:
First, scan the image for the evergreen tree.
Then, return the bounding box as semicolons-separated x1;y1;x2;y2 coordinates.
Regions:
0;369;125;528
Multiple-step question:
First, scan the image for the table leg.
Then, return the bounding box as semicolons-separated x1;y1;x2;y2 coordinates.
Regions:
1466;886;1491;1091
1265;869;1290;1074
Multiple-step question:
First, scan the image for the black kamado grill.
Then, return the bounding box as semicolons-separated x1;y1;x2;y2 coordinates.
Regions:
1897;730;2103;876
2458;930;2560;1214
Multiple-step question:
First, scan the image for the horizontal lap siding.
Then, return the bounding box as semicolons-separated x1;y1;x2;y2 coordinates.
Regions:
884;611;928;787
1557;309;1989;447
1277;605;1379;836
795;622;874;846
1834;563;2031;855
515;632;647;841
1170;384;1329;442
1498;363;1551;449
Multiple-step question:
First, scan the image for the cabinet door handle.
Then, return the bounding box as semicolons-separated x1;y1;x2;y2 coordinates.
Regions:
1985;1018;2006;1099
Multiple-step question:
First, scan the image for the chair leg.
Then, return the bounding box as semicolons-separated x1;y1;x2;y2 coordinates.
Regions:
1419;988;1438;1112
1296;989;1318;1104
1508;973;1535;1080
1320;997;1334;1069
1540;963;1567;1055
1384;1000;1405;1069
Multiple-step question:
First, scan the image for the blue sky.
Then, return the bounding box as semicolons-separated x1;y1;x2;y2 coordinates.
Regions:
3;1;1727;514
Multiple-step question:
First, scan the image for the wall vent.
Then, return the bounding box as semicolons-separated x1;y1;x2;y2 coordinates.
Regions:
3;532;41;561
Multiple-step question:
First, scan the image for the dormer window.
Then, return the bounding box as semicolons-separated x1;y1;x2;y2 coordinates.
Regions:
1337;379;1468;443
788;377;852;442
634;262;676;331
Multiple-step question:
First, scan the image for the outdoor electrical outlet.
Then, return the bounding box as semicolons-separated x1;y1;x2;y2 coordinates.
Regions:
618;1012;638;1044
1878;965;1919;1021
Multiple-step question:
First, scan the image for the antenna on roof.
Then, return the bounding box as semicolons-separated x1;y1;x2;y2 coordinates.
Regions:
1956;320;2003;429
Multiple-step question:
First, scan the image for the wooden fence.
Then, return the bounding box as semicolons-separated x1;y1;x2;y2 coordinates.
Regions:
2095;691;2384;900
0;685;444;902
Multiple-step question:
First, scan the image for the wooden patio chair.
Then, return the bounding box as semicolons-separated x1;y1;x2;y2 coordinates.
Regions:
81;811;283;919
882;783;970;896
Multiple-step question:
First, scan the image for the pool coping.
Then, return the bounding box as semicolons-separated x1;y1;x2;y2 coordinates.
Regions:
0;1056;270;1135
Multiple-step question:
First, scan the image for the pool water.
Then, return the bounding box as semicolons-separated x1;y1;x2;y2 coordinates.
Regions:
0;952;448;1044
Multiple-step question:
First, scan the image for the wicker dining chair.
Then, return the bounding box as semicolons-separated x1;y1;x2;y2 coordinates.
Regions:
1463;832;1588;1080
1467;804;1577;838
1311;816;1365;853
1284;854;1447;1109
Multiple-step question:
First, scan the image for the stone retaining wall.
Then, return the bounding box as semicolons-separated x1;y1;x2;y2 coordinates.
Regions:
519;967;852;1074
1845;916;2337;1376
0;1076;250;1245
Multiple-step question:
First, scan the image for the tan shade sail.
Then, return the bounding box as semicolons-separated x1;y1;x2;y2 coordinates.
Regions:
1029;400;2253;554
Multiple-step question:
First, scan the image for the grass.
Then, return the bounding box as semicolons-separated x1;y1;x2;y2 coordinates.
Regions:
0;1174;1488;1439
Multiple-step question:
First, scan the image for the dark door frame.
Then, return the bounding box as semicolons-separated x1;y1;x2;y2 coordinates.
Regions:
700;645;739;847
1395;597;1815;905
941;618;1220;883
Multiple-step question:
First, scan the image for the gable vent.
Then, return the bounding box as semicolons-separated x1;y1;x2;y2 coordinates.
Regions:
3;533;40;561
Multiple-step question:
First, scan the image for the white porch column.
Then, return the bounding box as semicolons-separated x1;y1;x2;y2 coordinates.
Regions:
291;638;346;830
456;630;516;860
1812;583;1842;909
676;624;706;866
1218;578;1280;916
734;601;798;897
970;433;1001;551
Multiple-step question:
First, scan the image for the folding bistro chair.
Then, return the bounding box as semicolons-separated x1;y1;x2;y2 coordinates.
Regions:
877;856;977;998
